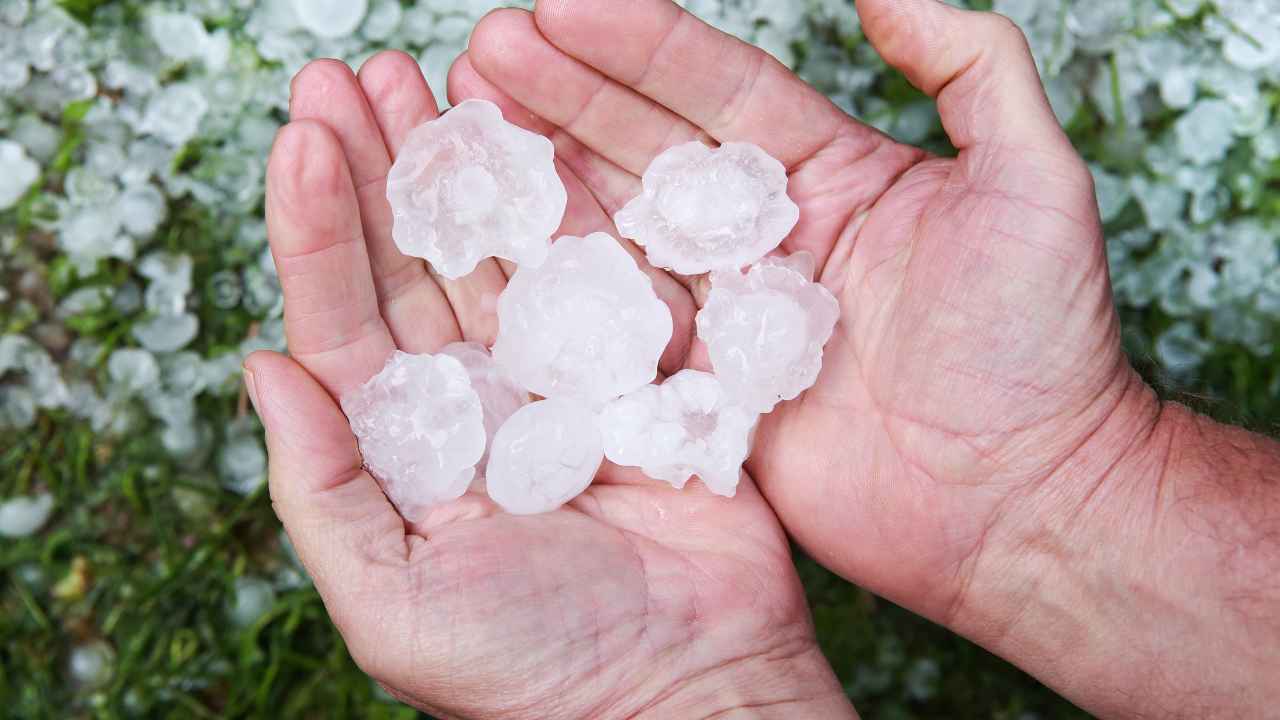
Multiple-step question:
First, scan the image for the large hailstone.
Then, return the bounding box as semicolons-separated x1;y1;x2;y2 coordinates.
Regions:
440;341;529;484
340;351;486;519
493;233;674;406
696;253;839;413
600;370;758;497
386;99;567;279
486;399;603;515
615;141;799;275
291;0;368;38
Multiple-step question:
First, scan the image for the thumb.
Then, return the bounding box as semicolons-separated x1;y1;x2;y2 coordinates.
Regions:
243;351;409;611
858;0;1072;155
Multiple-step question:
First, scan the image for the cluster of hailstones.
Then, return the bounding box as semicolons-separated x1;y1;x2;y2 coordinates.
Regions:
341;99;838;518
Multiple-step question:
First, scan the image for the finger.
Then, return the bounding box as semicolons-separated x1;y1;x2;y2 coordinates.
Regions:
468;9;707;178
266;121;396;398
358;50;507;347
244;351;413;627
533;0;873;169
857;0;1076;155
290;58;461;354
448;52;640;214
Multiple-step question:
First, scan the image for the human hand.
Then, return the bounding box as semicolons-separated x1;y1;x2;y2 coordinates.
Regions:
248;50;856;719
458;0;1129;633
451;0;1236;715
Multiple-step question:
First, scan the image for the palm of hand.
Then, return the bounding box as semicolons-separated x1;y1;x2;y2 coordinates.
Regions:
262;1;1123;715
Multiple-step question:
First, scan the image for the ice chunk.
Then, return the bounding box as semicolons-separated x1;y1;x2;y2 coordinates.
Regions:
615;141;799;274
440;342;529;482
486;399;602;515
133;313;199;352
386;99;567;279
0;493;55;538
1175;99;1237;166
107;349;161;395
0;140;40;210
600;370;758;497
493;233;674;406
697;254;839;412
147;12;210;62
341;351;486;518
292;0;368;38
228;576;276;627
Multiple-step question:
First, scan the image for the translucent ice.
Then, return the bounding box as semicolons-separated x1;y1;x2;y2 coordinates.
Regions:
697;253;839;413
341;351;486;518
493;233;673;406
600;370;758;497
486;399;602;515
386;99;567;279
440;341;529;481
615;141;799;274
0;140;40;210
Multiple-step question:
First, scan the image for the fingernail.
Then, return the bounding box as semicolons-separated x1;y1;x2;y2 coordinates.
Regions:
243;366;262;417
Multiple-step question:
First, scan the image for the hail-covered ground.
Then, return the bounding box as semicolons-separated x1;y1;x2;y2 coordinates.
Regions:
1;0;1277;716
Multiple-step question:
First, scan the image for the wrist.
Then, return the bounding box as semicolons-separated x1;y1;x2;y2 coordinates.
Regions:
634;642;857;720
951;369;1280;718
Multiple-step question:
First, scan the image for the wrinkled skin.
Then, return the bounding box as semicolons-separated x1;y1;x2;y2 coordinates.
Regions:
251;0;1132;717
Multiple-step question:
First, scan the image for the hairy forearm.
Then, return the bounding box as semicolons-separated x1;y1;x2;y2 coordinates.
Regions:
956;373;1280;719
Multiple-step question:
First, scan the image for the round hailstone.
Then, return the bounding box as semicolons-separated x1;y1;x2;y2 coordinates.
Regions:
493;233;674;406
615;141;799;275
291;0;368;38
600;370;758;497
696;253;839;413
386;99;567;279
486;399;603;515
0;493;56;538
340;351;486;519
439;341;529;485
0;140;40;210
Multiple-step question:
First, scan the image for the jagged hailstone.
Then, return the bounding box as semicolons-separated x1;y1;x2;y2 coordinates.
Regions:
291;0;368;38
0;140;40;210
486;399;603;515
386;99;567;279
697;252;840;413
440;341;529;485
615;141;799;274
493;233;674;406
341;351;486;520
600;370;758;497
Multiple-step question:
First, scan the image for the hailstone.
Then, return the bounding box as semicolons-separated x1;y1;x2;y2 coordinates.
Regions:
386;99;567;279
615;141;799;275
696;253;839;413
440;341;529;484
341;351;486;519
493;232;674;406
600;370;758;497
485;399;603;515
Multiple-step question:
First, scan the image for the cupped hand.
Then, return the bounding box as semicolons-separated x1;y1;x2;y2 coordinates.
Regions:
452;0;1144;637
249;45;854;720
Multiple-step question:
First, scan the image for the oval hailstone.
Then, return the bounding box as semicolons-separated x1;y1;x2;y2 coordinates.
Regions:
0;139;40;210
493;233;674;406
291;0;368;38
486;399;603;515
341;351;486;519
600;370;758;497
615;141;799;275
696;253;839;413
386;99;567;279
0;493;56;538
440;341;529;483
